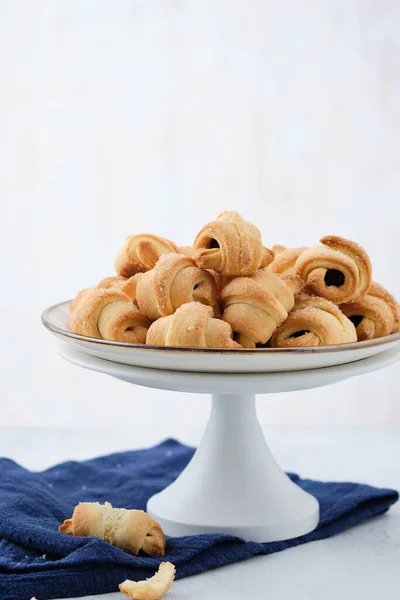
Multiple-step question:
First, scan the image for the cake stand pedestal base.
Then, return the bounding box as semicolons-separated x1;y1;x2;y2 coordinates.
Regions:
56;343;400;543
147;393;319;542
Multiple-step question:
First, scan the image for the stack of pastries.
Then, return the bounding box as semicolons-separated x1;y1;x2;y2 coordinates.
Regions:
69;212;400;349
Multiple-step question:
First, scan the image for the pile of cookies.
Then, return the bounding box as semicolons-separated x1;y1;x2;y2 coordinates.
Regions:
69;211;400;348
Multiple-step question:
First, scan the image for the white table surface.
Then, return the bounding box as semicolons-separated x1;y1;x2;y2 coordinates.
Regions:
1;425;399;600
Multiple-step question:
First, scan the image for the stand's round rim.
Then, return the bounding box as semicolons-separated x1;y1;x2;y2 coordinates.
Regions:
42;299;400;355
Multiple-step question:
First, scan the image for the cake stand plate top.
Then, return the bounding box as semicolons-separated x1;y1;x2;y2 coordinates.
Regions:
42;300;400;374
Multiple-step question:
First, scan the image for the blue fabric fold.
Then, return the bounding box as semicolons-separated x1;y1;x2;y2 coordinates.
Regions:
0;439;397;600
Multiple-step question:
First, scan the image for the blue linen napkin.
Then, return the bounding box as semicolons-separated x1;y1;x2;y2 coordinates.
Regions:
0;439;397;600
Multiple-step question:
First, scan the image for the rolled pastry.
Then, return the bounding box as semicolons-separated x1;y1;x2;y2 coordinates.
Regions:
59;502;165;557
269;247;308;275
193;211;274;276
146;301;240;348
70;274;142;313
69;288;151;343
120;562;176;600
70;276;127;313
269;294;357;347
340;282;400;341
295;235;372;304
115;234;178;277
136;253;218;321
220;270;304;348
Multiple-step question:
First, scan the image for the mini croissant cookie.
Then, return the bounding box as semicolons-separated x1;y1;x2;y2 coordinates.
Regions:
269;295;357;347
136;253;218;320
340;282;400;341
69;288;150;343
70;274;141;313
59;502;165;556
115;234;178;277
146;301;240;348
70;276;126;313
295;235;372;304
269;247;308;275
220;270;304;348
193;211;274;276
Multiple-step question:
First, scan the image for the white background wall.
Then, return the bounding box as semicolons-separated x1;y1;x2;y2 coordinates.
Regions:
1;0;399;431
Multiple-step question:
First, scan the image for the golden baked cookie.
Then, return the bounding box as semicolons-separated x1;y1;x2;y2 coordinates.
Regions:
136;253;218;320
69;288;150;343
115;234;178;277
193;211;274;276
146;301;240;348
269;294;357;347
60;502;165;557
220;270;304;348
295;235;372;304
340;282;400;340
70;274;142;313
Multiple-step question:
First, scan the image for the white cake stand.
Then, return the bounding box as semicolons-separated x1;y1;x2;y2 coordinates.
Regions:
42;301;400;543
